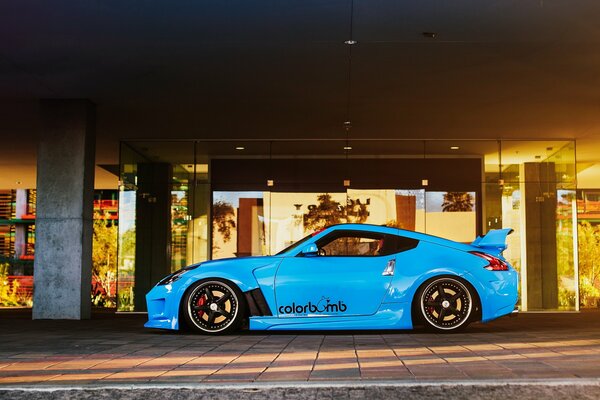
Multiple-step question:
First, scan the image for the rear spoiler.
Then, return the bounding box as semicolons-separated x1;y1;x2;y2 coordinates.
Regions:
471;228;514;256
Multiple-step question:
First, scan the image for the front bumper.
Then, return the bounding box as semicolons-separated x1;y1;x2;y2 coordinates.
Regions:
144;283;180;330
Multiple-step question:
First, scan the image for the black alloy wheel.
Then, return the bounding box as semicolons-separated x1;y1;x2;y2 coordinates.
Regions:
183;279;245;334
418;277;473;332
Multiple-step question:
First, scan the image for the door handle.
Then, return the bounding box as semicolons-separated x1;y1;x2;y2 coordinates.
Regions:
382;259;396;276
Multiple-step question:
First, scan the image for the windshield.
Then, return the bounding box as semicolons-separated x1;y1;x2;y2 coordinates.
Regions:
275;233;314;255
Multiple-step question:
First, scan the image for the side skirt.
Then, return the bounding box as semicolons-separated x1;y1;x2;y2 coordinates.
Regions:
249;303;412;331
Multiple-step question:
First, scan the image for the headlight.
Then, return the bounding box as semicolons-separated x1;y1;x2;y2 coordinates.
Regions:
156;264;200;286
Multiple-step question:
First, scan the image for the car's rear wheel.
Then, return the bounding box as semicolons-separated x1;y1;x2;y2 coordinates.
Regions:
183;279;245;334
417;277;474;332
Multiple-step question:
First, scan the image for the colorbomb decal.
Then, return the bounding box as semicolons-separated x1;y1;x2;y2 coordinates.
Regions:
278;296;347;315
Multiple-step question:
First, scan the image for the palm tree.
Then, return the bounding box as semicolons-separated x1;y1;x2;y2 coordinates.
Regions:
212;201;236;242
303;193;370;231
441;192;474;212
303;194;344;231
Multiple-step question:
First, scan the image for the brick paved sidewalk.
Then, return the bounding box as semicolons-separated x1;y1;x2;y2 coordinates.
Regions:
1;310;600;386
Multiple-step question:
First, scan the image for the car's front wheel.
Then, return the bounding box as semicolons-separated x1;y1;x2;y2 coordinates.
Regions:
182;279;245;334
417;277;474;332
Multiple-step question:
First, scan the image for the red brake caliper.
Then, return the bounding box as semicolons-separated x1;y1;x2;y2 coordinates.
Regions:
427;295;435;315
196;295;206;317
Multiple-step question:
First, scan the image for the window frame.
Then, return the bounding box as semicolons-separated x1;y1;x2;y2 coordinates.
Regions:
312;229;418;258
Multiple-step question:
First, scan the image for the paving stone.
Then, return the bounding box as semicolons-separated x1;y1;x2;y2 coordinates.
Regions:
2;310;600;386
0;373;61;384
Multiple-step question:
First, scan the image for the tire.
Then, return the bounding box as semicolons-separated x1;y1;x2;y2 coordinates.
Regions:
416;276;475;332
182;279;246;334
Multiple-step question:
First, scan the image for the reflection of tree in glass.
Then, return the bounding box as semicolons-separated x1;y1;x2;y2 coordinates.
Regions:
577;221;600;307
119;228;136;264
116;225;135;311
384;220;403;229
171;194;188;225
346;198;369;224
303;194;369;232
441;192;474;212
92;212;117;307
303;194;342;231
213;201;236;242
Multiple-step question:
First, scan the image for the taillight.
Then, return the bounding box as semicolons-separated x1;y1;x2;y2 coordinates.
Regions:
470;251;509;271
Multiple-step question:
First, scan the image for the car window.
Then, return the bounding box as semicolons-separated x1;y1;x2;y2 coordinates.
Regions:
317;231;386;256
315;230;419;257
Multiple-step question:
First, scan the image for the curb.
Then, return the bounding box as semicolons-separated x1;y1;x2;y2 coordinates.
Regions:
2;379;600;400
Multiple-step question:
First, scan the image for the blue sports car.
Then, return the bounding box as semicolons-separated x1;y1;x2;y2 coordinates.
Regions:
145;223;518;334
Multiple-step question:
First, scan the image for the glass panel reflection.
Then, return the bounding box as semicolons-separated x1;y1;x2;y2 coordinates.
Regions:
118;139;578;312
425;191;476;243
212;191;265;259
500;140;577;311
117;143;143;311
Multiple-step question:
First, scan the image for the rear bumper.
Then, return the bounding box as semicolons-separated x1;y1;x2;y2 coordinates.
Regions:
467;268;519;322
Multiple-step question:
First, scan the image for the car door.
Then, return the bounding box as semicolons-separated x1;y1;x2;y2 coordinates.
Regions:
274;229;397;318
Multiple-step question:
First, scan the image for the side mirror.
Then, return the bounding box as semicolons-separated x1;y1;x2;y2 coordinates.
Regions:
301;243;319;256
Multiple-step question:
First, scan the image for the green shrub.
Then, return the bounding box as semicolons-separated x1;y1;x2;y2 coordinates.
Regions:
0;262;33;307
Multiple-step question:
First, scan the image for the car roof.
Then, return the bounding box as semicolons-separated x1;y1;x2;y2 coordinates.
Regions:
324;223;399;234
319;223;475;253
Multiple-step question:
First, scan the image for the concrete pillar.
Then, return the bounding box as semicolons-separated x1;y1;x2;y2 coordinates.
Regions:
33;100;95;320
522;162;558;310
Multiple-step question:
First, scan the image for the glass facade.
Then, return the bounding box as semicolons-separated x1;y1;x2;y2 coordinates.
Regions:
1;189;120;308
577;189;600;308
117;139;579;312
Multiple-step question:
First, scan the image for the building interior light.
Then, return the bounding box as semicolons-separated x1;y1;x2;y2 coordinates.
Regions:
182;164;209;174
235;146;245;150
343;146;352;150
344;40;357;45
267;179;274;187
422;179;429;186
450;146;459;150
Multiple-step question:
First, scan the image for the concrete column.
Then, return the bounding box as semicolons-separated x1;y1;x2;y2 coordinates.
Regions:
33;100;95;320
522;162;558;310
